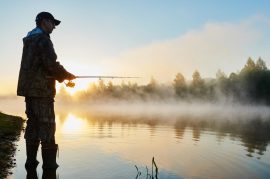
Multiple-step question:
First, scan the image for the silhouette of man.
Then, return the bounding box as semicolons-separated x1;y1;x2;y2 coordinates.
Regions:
17;12;75;170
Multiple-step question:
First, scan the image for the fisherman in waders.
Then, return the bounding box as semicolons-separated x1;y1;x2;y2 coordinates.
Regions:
17;12;75;170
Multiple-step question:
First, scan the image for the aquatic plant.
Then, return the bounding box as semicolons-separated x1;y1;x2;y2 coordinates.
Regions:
135;157;158;179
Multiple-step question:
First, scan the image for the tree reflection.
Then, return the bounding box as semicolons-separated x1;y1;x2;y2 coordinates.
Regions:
147;119;158;137
56;110;270;158
240;119;269;157
192;126;201;142
174;120;186;140
173;117;270;157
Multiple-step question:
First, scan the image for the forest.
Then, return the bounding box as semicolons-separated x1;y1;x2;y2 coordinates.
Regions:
58;57;270;104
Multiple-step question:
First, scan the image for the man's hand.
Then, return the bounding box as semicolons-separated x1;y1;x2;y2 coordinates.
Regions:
67;72;76;80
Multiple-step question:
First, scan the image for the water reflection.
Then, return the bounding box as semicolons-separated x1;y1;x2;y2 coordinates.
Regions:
174;120;186;141
173;117;270;158
218;119;270;158
60;114;86;134
25;110;270;178
26;169;58;179
5;101;270;178
192;126;201;142
60;108;269;152
42;169;58;179
56;109;270;159
26;169;37;179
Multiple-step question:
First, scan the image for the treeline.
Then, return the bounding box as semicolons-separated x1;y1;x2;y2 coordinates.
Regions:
172;57;270;104
58;57;270;104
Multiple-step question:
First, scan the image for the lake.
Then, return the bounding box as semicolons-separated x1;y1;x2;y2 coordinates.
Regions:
2;98;270;179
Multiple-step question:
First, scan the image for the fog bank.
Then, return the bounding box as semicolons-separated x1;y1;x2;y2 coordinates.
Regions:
55;100;270;123
1;96;270;123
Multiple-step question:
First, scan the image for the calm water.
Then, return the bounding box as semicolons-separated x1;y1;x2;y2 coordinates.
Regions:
2;98;270;179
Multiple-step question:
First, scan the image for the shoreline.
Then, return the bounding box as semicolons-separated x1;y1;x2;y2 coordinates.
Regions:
0;112;24;179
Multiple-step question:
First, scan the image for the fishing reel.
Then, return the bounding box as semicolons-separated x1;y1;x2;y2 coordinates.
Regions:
65;80;75;88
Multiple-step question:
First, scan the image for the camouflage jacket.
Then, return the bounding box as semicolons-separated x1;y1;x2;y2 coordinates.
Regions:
17;27;70;97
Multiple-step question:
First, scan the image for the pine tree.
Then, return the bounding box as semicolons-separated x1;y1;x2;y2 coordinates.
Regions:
173;73;187;97
256;57;267;71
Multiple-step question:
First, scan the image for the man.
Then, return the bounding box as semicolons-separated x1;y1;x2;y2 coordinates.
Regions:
17;12;75;170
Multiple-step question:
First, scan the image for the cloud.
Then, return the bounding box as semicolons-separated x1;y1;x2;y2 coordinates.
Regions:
105;17;269;84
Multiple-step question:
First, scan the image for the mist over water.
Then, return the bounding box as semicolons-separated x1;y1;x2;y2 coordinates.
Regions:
1;96;270;122
62;100;270;121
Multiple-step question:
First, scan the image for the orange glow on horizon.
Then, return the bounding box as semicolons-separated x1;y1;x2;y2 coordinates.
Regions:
56;79;93;96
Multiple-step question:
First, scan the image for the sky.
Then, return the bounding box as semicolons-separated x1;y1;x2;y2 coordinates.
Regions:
1;0;270;95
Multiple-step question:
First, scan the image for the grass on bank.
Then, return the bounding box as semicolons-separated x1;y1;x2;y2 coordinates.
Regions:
0;112;24;134
0;112;24;179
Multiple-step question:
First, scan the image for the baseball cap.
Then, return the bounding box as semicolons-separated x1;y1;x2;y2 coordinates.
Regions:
35;12;61;26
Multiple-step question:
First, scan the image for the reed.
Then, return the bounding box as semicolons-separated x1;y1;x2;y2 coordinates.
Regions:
135;157;159;179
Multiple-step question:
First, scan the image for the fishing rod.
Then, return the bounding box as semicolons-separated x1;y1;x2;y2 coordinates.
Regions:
46;75;140;88
66;76;140;88
75;76;140;79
